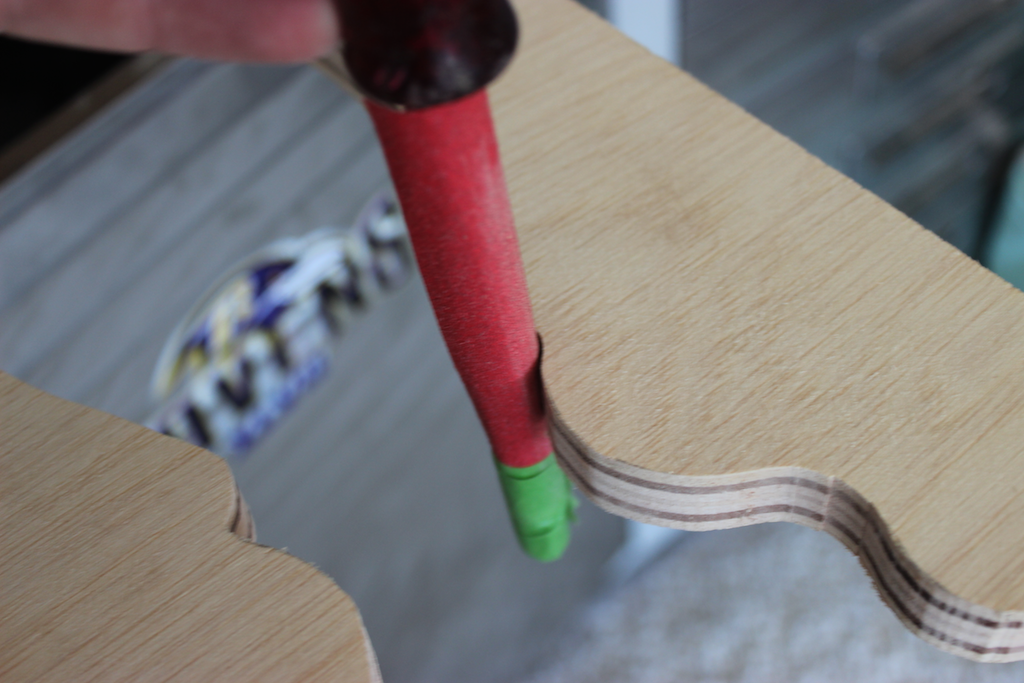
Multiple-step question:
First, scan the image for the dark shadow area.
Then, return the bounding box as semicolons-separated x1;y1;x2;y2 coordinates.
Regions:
0;36;127;151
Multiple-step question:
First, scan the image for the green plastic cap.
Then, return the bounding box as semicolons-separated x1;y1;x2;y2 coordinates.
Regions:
495;453;577;562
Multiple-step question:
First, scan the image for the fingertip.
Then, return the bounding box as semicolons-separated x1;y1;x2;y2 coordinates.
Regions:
154;0;340;63
245;0;340;62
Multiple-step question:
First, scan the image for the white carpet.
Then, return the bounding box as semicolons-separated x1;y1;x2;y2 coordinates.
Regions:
526;523;1024;683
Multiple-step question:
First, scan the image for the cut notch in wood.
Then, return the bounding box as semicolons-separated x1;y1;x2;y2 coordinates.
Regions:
495;0;1024;662
0;371;379;682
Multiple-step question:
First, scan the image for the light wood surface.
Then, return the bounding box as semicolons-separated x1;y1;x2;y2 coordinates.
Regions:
495;0;1024;662
0;371;380;682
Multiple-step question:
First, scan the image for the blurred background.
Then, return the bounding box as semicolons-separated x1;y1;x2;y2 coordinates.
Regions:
6;1;1024;681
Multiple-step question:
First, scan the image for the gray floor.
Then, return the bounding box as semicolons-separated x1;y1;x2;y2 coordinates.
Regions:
0;60;623;683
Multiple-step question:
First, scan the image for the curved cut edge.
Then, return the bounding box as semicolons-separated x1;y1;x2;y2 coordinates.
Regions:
229;479;257;542
547;400;1024;663
0;371;382;682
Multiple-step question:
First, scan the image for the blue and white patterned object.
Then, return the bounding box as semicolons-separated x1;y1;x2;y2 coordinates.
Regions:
147;194;411;458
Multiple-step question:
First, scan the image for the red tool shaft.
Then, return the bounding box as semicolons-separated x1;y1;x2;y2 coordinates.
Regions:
367;92;551;469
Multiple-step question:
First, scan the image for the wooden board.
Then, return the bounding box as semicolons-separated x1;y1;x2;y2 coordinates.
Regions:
0;371;380;682
496;0;1024;663
5;0;1022;673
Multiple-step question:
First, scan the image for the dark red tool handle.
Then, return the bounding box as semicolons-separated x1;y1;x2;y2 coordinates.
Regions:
332;0;517;110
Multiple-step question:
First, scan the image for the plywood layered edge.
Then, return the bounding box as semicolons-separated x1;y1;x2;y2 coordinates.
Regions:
496;0;1024;663
549;403;1024;662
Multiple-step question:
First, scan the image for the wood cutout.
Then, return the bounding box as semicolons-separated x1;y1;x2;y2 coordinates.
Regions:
0;372;380;682
497;0;1024;663
4;0;1024;673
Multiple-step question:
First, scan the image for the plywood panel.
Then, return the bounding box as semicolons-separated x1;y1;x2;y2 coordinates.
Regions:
497;0;1024;661
0;372;379;682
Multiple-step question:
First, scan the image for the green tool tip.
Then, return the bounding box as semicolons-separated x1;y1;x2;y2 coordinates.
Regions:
495;453;577;562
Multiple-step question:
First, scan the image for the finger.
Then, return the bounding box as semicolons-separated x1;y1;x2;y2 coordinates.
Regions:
0;0;339;62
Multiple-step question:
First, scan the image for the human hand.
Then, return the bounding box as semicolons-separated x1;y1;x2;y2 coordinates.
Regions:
0;0;340;62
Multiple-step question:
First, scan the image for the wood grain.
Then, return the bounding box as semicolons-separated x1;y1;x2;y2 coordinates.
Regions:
6;0;1022;670
0;371;380;682
497;0;1024;662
